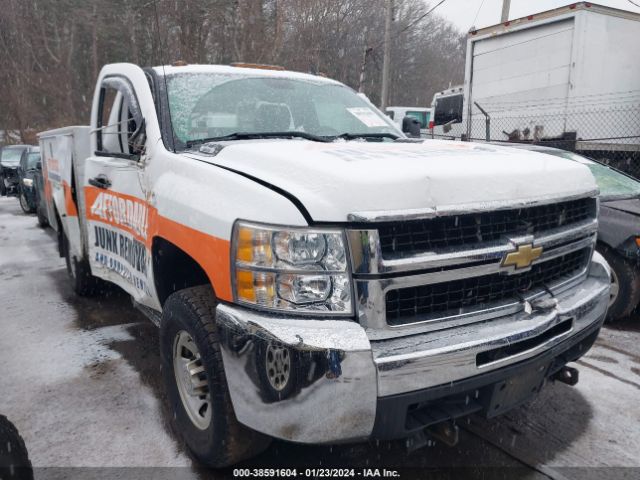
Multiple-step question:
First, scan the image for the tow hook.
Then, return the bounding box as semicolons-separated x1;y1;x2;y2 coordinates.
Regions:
552;365;579;386
427;421;459;447
406;421;459;453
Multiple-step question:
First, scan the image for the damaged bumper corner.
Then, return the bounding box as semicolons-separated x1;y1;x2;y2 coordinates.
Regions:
215;305;378;444
215;253;610;444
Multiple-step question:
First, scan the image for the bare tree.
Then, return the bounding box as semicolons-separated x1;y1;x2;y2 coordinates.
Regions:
0;0;466;143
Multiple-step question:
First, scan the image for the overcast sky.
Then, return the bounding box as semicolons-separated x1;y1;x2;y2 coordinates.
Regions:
435;0;640;32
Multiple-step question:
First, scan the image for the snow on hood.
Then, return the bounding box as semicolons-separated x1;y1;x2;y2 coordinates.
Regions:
186;139;597;222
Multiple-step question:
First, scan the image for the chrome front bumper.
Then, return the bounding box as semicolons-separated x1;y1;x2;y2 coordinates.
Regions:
216;253;610;444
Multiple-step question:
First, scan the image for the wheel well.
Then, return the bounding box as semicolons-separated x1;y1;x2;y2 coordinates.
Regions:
152;237;211;306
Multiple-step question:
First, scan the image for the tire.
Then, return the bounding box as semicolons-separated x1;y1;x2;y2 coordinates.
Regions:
36;204;49;228
0;176;6;197
62;228;99;296
0;416;34;480
599;246;640;321
160;286;270;467
19;192;34;214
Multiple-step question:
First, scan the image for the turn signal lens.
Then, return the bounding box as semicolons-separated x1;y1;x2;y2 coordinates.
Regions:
236;225;273;265
235;269;276;305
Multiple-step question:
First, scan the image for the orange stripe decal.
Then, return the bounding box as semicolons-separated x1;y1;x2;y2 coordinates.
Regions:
84;186;232;301
63;181;78;217
156;216;233;301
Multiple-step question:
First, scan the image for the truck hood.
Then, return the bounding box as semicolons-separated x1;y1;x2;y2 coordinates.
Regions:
186;139;597;222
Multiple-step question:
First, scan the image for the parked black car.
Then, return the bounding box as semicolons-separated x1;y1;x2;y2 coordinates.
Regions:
32;155;49;228
503;144;640;321
17;147;40;213
0;145;34;197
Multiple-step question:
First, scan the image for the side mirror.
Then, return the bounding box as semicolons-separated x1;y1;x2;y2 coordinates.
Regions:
36;161;42;171
442;119;456;134
402;116;421;138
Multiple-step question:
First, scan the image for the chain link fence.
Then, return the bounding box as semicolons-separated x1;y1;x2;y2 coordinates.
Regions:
430;93;640;180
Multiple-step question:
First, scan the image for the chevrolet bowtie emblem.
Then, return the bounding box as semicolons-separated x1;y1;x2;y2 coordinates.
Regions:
502;243;543;269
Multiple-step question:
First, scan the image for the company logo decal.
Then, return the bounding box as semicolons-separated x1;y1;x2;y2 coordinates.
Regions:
501;243;543;269
90;192;148;240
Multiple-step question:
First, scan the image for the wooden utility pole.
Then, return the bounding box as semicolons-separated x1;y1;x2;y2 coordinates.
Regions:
380;0;393;109
501;0;511;22
358;27;372;93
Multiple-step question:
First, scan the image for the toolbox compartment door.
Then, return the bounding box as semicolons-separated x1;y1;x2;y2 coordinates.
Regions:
39;128;89;261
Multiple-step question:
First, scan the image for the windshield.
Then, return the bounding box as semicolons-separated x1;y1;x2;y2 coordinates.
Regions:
166;73;401;147
544;150;640;200
1;147;25;166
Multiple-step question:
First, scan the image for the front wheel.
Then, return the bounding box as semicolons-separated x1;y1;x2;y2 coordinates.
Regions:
0;176;6;197
19;192;34;214
599;247;640;321
160;286;270;467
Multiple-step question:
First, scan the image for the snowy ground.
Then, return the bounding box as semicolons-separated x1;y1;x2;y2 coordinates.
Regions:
0;196;638;479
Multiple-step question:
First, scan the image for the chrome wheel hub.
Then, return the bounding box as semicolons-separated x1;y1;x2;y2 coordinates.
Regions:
173;330;211;430
265;344;290;391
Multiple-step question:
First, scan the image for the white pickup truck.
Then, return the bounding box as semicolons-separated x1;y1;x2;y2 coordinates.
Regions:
38;63;610;467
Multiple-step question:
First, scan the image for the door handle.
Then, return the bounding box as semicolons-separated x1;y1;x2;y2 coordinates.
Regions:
88;174;111;189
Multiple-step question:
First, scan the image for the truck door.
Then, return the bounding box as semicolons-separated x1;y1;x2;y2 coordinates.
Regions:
83;76;155;306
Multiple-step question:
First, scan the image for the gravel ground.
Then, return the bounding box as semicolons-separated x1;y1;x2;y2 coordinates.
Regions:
0;197;638;480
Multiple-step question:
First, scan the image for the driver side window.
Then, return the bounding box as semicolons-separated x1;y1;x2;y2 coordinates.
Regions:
96;77;145;158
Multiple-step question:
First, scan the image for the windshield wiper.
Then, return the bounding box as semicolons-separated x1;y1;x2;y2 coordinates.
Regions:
186;131;332;148
332;132;400;141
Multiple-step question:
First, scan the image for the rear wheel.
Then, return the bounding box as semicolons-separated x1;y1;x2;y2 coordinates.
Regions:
160;285;270;467
62;229;99;296
599;247;640;321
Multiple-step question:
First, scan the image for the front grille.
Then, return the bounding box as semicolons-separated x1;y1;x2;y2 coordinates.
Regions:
3;167;19;181
379;198;595;258
385;248;590;326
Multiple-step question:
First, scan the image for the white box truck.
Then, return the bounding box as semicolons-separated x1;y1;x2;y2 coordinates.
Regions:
432;2;640;169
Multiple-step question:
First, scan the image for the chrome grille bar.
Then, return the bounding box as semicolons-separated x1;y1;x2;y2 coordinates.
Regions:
347;193;599;340
347;217;598;275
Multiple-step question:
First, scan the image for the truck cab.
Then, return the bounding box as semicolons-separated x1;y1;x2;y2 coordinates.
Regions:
430;86;464;139
38;63;610;467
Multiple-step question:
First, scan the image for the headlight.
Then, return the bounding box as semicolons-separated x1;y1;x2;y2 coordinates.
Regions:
22;178;33;187
619;235;640;257
232;221;352;315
